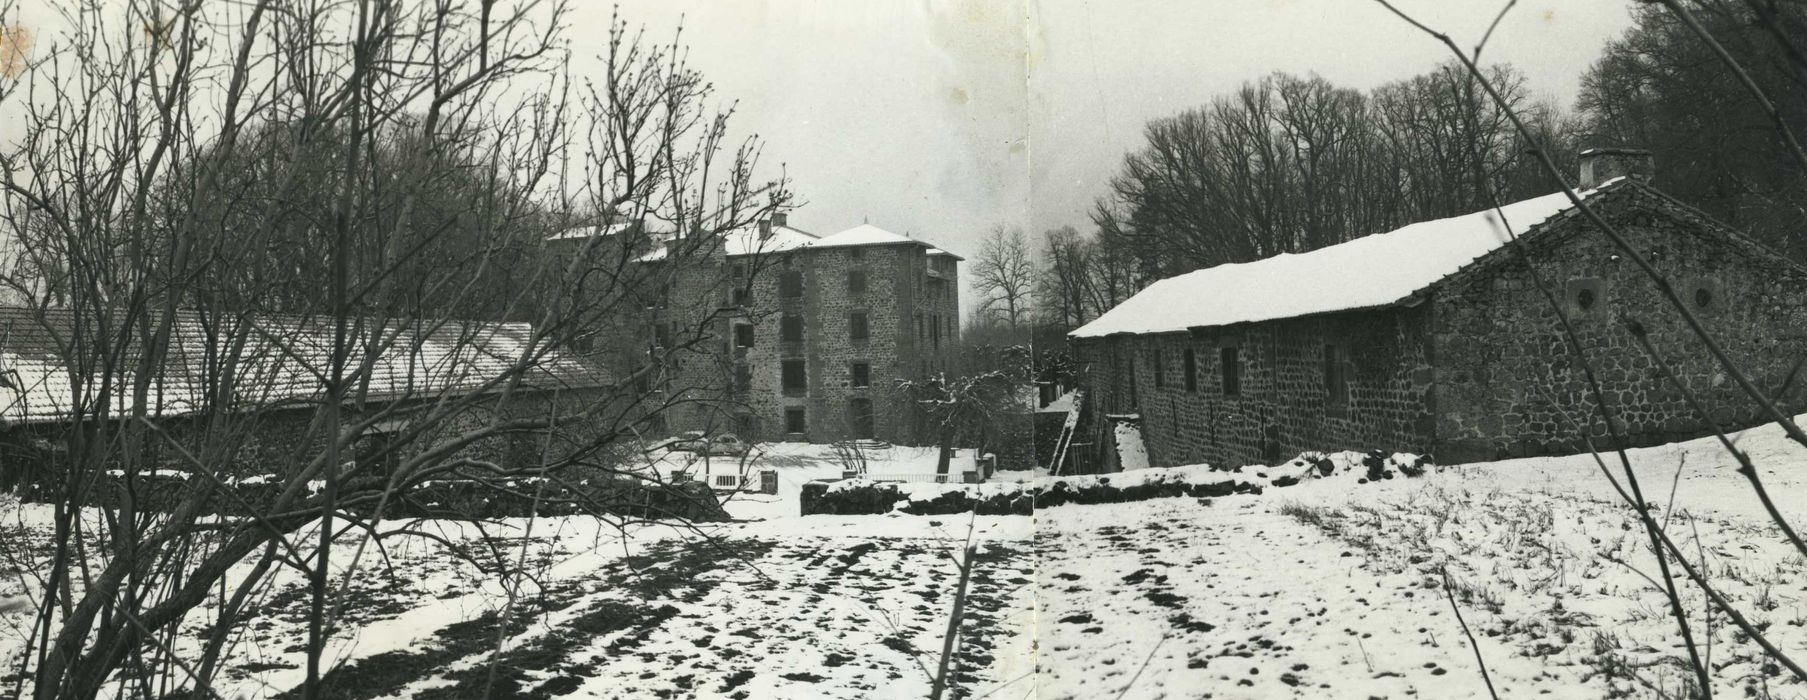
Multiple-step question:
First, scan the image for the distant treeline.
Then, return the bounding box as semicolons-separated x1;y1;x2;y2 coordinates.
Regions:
1017;2;1805;330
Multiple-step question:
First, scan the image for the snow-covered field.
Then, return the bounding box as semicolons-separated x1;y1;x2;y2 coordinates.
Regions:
0;444;1031;700
1037;422;1807;699
6;424;1807;698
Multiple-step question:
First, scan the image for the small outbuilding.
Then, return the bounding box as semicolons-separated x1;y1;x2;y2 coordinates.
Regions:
1072;152;1807;468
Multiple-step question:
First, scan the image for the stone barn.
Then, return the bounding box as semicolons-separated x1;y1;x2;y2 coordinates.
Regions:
1071;154;1807;468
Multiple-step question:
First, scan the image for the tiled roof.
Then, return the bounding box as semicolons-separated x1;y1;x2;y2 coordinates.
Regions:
0;307;609;425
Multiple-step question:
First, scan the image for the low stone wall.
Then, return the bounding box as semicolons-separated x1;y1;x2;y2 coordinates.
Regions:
799;472;1266;517
799;450;1430;517
22;472;730;522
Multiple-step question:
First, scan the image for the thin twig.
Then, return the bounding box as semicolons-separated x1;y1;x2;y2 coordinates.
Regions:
1442;568;1500;700
1113;632;1170;700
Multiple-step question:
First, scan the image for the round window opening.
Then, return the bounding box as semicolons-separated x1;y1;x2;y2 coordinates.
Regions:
1576;287;1597;311
1696;287;1714;308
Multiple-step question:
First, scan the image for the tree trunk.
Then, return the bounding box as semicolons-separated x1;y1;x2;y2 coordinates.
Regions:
935;427;954;476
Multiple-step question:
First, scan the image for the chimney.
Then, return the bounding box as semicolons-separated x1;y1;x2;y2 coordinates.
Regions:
772;211;788;228
757;218;773;240
1578;147;1654;189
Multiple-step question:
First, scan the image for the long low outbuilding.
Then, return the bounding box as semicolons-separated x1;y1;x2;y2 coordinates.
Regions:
1072;151;1807;468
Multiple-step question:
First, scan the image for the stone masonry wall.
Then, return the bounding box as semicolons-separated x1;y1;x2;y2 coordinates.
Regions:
1080;306;1437;469
713;242;959;444
1429;193;1807;461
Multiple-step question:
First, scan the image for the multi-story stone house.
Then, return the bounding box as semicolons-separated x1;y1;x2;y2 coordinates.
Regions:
1072;150;1807;469
555;214;962;445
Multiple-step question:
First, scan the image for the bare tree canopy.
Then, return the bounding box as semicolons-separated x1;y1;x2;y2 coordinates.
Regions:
971;226;1035;328
1097;66;1578;282
0;1;786;697
1578;0;1807;260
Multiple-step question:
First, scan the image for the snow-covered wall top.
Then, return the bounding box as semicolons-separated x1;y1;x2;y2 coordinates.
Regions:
1069;180;1619;338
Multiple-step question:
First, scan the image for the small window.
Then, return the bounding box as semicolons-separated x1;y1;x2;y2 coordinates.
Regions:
731;286;751;306
850;311;869;341
930;314;940;349
1324;344;1347;406
848;248;864;261
785;407;807;434
851;361;871;388
780;270;804;298
1221;347;1241;397
1690;279;1721;312
1567;278;1605;319
1183;349;1198;393
781;359;807;395
734;365;752;392
781;314;803;342
848;270;867;294
916;315;924;340
734;323;754;349
1151;348;1165;389
653;323;671;348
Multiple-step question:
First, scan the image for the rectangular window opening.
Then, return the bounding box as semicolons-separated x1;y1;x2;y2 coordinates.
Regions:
850;311;869;342
1183;348;1198;393
1325;344;1348;405
781;359;807;396
780;270;804;299
1221;347;1241;397
851;361;871;388
784;407;807;434
781;314;804;343
1152;348;1165;389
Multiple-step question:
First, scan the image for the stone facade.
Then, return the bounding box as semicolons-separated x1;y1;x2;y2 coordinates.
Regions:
1086;307;1435;468
725;242;960;443
614;222;962;445
1078;183;1807;468
1428;190;1807;461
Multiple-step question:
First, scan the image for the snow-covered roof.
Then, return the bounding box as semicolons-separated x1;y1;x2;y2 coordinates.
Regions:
0;308;609;424
817;224;963;259
636;221;962;261
635;224;821;262
727;225;820;257
1071;181;1619;338
546;221;636;241
814;224;917;248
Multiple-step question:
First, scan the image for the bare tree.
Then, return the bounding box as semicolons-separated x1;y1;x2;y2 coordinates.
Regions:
1098;67;1575;279
972;225;1035;329
0;2;787;699
1370;0;1807;694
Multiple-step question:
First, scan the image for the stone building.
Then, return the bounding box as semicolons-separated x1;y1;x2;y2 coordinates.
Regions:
1071;152;1807;468
582;215;964;444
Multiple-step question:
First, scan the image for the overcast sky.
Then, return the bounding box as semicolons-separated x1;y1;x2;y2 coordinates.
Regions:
4;0;1639;316
593;0;1638;270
